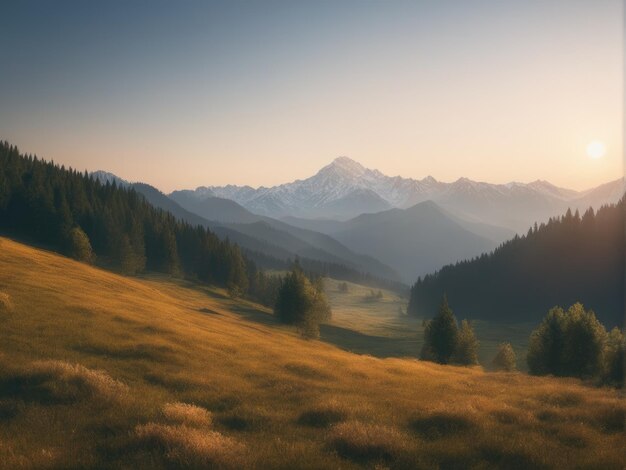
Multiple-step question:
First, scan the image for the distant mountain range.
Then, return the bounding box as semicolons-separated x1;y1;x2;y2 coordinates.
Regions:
92;159;623;284
325;201;503;282
182;157;624;232
92;171;400;282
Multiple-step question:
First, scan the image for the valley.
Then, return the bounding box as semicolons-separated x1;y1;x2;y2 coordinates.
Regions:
322;278;533;368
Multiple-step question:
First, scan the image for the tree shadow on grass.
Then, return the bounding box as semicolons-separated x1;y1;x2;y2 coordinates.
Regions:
319;324;417;358
224;300;418;358
226;304;278;327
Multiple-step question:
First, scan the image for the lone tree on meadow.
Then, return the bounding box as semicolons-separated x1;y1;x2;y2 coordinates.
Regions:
421;295;458;364
492;342;517;371
274;263;331;339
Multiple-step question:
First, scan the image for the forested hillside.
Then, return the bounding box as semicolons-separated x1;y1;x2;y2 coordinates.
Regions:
0;142;405;304
408;201;624;327
0;141;259;296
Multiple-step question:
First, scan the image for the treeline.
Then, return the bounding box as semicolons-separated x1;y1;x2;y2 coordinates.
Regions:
0;141;278;303
408;201;624;327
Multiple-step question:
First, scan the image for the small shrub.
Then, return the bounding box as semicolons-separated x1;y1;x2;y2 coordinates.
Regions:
337;282;349;293
162;402;212;427
134;423;245;468
492;343;517;371
329;421;408;462
26;360;128;404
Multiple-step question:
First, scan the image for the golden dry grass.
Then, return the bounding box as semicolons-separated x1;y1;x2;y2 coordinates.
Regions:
322;278;534;367
0;291;13;313
0;237;624;469
134;423;245;468
329;421;411;463
28;360;130;403
297;398;350;428
162;402;213;427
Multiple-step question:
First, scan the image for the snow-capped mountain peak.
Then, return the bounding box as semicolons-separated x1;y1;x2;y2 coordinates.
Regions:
184;157;621;227
317;156;367;180
91;171;129;187
331;155;365;170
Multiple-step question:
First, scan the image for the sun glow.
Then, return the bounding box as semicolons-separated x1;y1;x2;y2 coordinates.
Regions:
586;140;606;159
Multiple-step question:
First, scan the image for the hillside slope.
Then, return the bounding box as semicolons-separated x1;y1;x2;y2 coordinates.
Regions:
409;200;625;327
228;219;399;281
0;238;624;469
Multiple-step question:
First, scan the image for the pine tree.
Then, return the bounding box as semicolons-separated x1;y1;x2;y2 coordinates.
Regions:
452;319;479;365
560;303;607;378
527;303;608;378
274;265;331;339
527;307;566;375
421;295;458;364
119;234;143;275
492;342;517;371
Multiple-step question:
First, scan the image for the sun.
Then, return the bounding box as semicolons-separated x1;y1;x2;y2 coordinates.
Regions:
586;140;606;159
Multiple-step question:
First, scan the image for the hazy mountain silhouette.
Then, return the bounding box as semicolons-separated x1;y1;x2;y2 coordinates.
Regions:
187;157;622;232
329;200;495;283
92;173;400;281
169;190;260;224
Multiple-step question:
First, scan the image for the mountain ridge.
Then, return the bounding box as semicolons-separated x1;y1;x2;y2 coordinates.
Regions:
328;200;497;283
90;171;401;282
183;157;623;229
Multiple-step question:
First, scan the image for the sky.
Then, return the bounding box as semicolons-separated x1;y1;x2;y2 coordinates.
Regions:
1;0;623;192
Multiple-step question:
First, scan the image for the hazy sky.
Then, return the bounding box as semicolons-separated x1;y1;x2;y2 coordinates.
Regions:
1;0;623;192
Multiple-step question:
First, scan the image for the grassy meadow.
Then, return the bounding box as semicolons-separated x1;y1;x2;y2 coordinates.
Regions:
0;237;624;469
323;278;534;369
